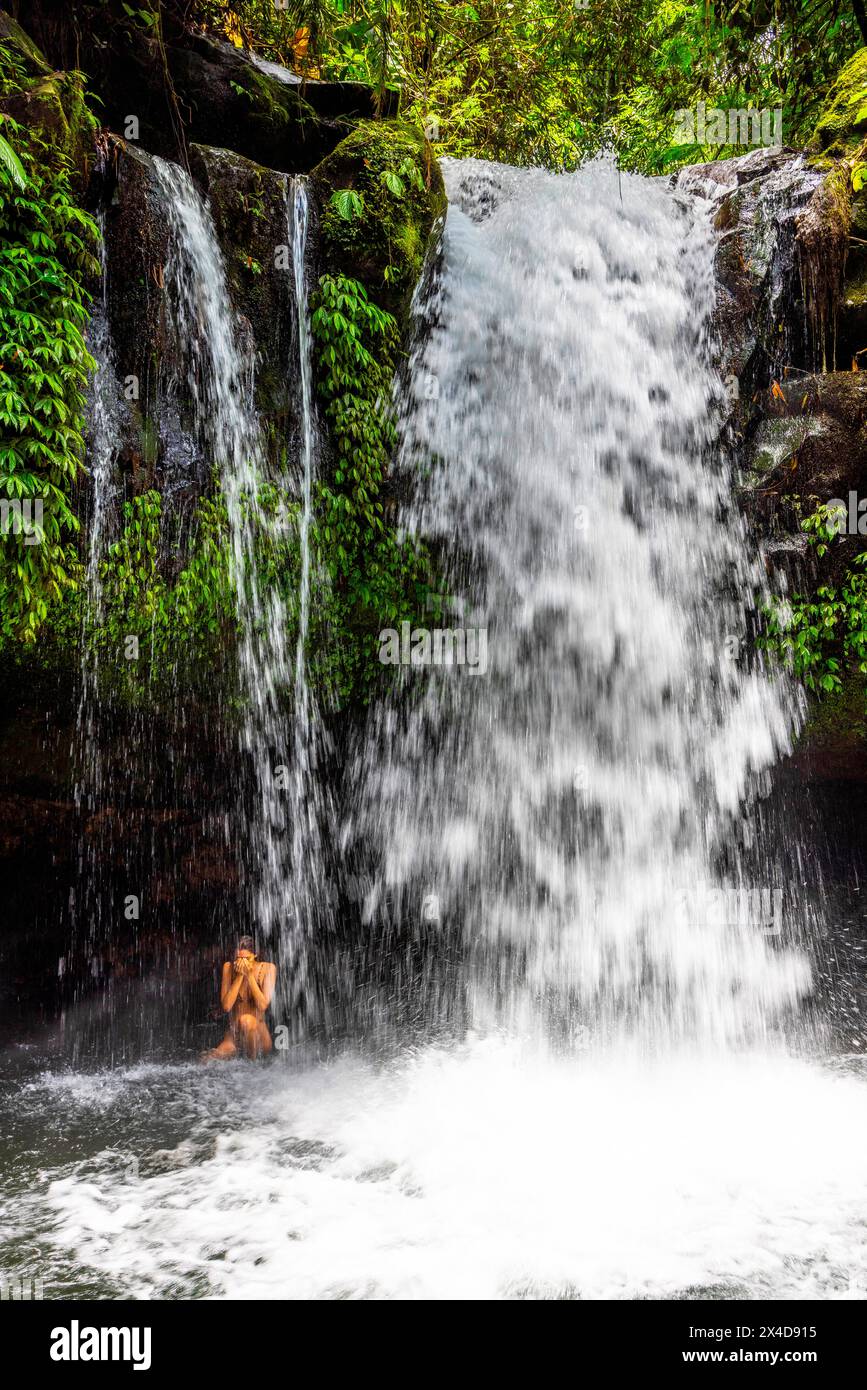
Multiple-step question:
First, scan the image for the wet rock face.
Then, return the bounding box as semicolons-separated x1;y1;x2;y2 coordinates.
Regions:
188;143;299;450
673;146;860;544
675;140;867;781
86;140;213;516
90;136;302;512
98;142;173;502
740;372;867;553
0;657;244;1017
673;150;846;403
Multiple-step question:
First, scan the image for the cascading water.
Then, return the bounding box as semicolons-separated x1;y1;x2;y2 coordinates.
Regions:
78;205;122;666
150;159;330;997
281;175;332;1030
352;158;813;1050
70;188;124;971
4;157;867;1302
291;178;316;745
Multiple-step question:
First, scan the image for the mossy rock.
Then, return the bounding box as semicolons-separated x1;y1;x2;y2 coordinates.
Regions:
0;10;52;79
0;71;95;169
311;120;446;316
793;670;867;780
11;6;366;174
746;416;820;479
809;47;867;162
0;13;96;178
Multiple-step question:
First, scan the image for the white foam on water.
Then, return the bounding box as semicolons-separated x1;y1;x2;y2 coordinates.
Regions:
15;1043;865;1300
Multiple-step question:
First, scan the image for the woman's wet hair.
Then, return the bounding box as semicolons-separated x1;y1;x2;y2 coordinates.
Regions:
237;935;256;954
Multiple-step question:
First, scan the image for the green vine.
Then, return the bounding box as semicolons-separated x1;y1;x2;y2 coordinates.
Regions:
87;482;301;701
310;271;433;703
762;504;867;697
90;266;435;709
0;54;99;643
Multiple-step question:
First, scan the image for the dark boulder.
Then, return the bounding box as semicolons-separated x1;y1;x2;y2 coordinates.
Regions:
15;0;385;173
739;373;867;574
674;150;848;409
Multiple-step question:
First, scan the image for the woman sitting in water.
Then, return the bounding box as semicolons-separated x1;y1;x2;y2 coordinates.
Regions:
201;936;277;1061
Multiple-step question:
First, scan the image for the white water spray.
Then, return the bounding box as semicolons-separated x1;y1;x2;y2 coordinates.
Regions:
354;158;812;1049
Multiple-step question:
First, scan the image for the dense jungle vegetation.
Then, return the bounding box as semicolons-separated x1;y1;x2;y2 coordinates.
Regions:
195;1;866;168
2;0;867;712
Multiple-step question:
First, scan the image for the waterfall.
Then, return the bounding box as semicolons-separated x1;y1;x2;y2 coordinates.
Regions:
352;157;813;1050
7;154;867;1304
281;175;331;1030
149;158;330;1016
71;191;124;967
76;202;121;792
79;206;122;651
292;178;316;713
149;157;285;949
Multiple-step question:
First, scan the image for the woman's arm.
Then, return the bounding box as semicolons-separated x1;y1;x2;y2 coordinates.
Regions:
245;963;277;1012
219;962;244;1013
